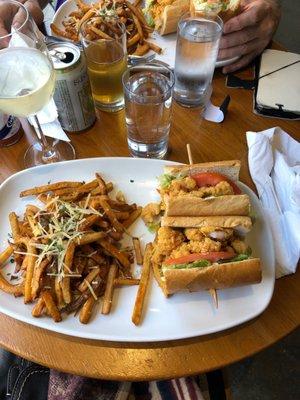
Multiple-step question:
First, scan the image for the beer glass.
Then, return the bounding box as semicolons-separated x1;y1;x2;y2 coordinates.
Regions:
80;18;127;112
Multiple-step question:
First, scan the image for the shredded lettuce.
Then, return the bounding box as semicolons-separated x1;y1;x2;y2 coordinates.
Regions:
163;259;211;270
143;0;155;28
158;173;176;189
229;253;250;262
147;222;160;234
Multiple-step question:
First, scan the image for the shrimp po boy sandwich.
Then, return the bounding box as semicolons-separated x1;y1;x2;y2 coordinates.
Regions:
159;160;251;217
151;215;261;296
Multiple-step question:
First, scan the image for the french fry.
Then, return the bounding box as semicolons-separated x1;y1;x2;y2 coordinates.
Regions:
75;232;106;246
107;230;123;241
79;295;96;324
31;257;51;299
79;215;102;231
125;1;147;27
24;241;37;304
132;243;152;325
95;173;107;195
127;32;140;47
50;23;79;41
98;199;125;233
115;191;126;203
32;297;45;317
9;212;20;240
114;211;130;221
132;14;144;41
0;272;24;296
78;267;100;292
133;43;150;56
20;181;82;197
132;237;143;265
90;25;113;40
122;206;142;229
41;290;62;322
25;208;42;237
76;0;91;12
55;277;65;310
0;245;14;266
61;241;76;304
77;8;95;29
145;40;163;54
114;278;140;286
99;239;130;269
52;187;77;196
102;263;118;314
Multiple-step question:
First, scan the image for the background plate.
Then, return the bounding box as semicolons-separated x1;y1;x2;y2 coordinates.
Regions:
0;158;275;342
52;0;240;69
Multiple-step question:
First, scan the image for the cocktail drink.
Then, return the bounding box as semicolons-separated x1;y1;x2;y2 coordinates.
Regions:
80;18;127;112
174;13;223;107
123;63;174;159
0;0;75;167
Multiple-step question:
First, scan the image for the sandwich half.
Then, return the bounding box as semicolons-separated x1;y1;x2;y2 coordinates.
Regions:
159;160;251;217
152;216;261;296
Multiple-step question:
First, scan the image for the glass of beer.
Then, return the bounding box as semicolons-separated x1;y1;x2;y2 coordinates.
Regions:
80;18;127;112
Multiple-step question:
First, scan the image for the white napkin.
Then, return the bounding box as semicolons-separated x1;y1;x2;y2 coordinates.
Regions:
28;99;70;142
246;127;300;278
9;29;70;142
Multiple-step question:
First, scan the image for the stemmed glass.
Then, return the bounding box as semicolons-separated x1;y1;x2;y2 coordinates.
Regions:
0;0;75;168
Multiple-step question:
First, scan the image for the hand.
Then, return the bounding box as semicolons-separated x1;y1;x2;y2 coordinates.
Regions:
218;0;281;74
0;0;43;47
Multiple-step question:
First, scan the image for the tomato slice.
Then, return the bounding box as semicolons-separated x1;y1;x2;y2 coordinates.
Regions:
190;172;242;195
164;250;236;265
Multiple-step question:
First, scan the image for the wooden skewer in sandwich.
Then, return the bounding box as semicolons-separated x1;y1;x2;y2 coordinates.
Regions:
186;144;218;308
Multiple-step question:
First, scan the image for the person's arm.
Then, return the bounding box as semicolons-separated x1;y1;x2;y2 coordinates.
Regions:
218;0;281;73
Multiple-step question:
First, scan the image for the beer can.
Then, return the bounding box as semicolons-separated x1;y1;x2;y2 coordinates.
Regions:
0;113;22;147
48;43;96;132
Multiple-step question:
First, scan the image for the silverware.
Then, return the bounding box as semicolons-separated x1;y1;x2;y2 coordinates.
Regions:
128;53;156;65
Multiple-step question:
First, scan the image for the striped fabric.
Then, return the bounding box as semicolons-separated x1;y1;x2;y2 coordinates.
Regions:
48;371;206;400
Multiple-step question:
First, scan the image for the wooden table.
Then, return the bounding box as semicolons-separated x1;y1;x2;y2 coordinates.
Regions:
0;68;299;381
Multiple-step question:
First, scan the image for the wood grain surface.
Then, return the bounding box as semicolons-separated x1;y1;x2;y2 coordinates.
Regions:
0;66;299;381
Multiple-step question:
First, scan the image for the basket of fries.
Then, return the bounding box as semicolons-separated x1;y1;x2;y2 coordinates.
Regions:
51;0;162;56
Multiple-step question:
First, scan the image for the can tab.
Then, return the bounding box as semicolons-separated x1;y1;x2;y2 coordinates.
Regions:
50;50;74;64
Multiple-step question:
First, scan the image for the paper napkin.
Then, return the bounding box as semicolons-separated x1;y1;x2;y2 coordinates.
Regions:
9;29;70;142
246;127;300;278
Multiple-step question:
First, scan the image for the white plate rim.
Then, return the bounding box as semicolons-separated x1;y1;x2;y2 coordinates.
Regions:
0;157;275;342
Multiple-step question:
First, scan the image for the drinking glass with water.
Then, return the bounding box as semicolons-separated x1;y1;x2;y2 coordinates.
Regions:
122;62;174;159
174;13;223;107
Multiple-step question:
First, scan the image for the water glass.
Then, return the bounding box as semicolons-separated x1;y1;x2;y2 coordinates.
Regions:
80;18;127;112
174;12;223;107
122;62;174;159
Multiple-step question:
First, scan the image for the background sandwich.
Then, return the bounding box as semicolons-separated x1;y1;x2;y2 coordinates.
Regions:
144;0;190;35
159;160;251;217
190;0;241;22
